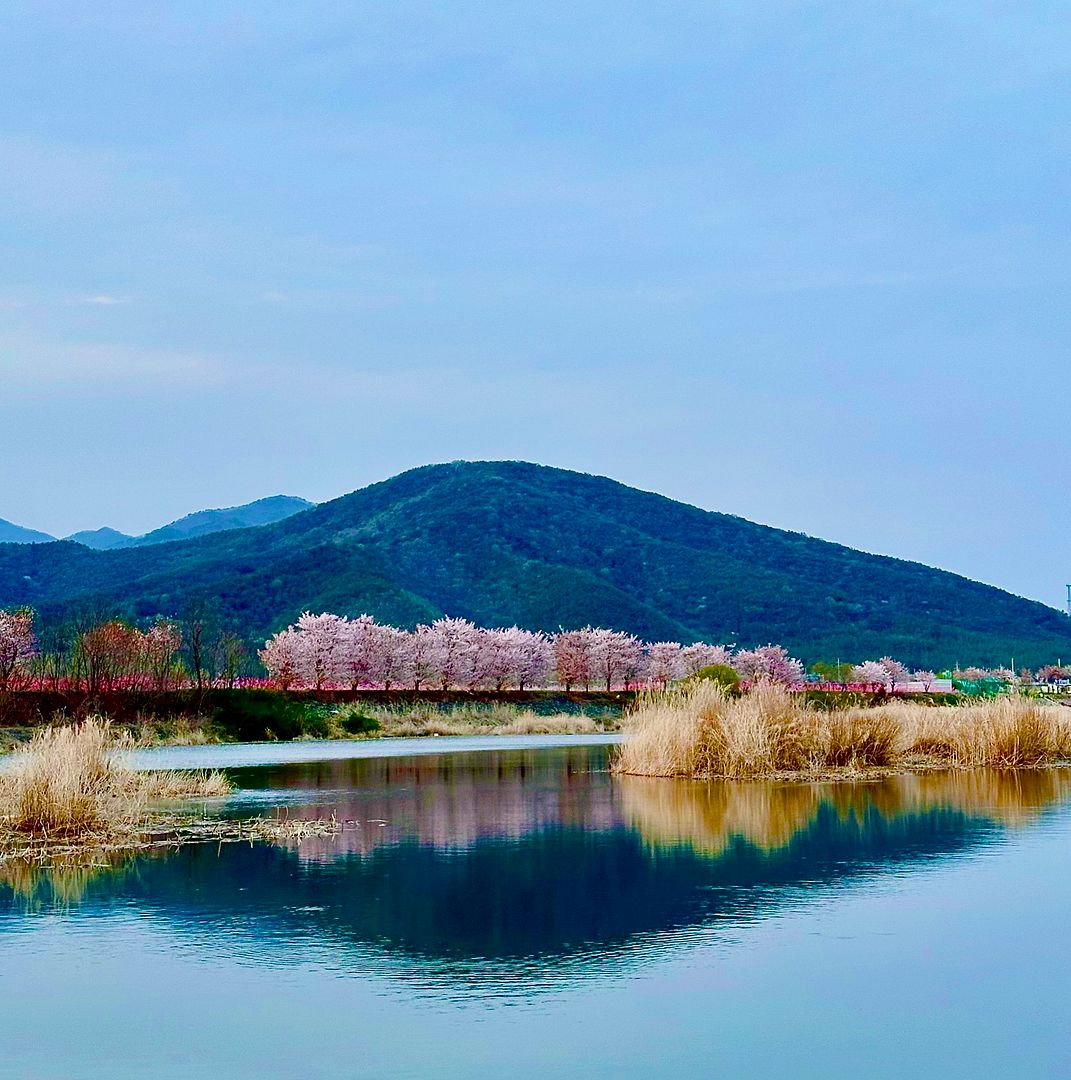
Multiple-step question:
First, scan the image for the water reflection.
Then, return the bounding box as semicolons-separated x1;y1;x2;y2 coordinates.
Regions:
0;856;136;908
621;768;1071;856
3;747;1070;980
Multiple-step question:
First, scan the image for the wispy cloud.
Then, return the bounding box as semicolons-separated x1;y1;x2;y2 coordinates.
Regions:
77;294;131;306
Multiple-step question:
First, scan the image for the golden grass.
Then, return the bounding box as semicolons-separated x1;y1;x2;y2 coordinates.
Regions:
615;683;1071;779
0;718;229;847
353;702;610;738
0;719;350;886
131;713;222;746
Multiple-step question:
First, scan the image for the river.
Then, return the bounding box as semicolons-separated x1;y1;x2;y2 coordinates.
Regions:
1;736;1068;1078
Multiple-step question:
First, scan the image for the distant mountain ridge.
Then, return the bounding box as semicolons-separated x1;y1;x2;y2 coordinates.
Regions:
0;461;1068;668
129;495;315;546
0;518;56;545
65;527;134;550
1;495;315;550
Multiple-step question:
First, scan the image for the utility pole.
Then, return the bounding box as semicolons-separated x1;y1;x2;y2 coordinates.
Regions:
1066;584;1071;617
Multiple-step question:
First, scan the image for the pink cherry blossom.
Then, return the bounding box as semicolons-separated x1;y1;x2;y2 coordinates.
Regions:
0;607;36;690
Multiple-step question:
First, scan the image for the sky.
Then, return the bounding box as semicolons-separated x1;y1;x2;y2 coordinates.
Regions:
1;2;1068;609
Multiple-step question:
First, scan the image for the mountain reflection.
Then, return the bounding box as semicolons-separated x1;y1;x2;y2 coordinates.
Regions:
3;748;1069;974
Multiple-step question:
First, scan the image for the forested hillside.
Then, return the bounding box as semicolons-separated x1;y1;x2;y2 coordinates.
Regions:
0;461;1068;668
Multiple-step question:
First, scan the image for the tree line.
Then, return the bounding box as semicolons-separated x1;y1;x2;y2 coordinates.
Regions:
1;606;1067;694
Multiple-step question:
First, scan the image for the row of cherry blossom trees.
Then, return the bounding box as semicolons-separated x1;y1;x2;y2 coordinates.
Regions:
2;605;1065;695
257;613;803;691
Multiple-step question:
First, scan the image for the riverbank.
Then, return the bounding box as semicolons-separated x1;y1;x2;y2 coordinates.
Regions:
0;690;626;744
615;682;1071;781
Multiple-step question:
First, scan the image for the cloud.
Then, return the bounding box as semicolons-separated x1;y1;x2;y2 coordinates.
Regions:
78;294;131;306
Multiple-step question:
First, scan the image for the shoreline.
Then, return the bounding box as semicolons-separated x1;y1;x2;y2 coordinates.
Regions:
1;716;623;756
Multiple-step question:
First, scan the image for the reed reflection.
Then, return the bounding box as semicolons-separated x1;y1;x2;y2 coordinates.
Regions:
4;752;1070;974
620;768;1071;858
0;854;137;908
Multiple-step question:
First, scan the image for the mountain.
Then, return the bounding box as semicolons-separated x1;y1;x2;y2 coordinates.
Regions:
1;461;1068;668
0;495;316;551
0;518;55;545
65;527;134;551
129;495;315;546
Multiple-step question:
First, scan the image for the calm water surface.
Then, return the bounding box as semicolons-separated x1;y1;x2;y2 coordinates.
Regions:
2;737;1070;1079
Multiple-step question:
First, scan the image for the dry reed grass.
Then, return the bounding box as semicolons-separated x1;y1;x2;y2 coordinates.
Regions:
0;719;350;882
131;713;222;746
361;702;608;738
616;683;1071;779
0;718;229;850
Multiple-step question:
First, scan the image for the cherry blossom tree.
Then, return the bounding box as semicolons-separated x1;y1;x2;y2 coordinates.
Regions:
734;645;805;686
0;607;36;690
260;627;303;689
554;629;595;691
472;627;516;690
427;617;480;689
851;660;890;691
620;635;648;689
512;629;553;690
294;612;347;689
879;656;909;693
680;642;732;676
646;641;684;689
913;669;937;692
404;625;442;691
1036;665;1068;683
954;666;989;682
589;628;645;691
373;625;408;689
340;614;402;689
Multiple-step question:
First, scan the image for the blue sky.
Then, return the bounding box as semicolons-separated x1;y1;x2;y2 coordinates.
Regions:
2;2;1068;609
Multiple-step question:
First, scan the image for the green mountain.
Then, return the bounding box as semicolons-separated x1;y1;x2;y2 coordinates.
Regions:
1;461;1068;668
0;518;55;545
65;527;134;551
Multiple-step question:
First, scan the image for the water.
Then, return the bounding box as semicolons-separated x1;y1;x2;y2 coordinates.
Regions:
2;738;1070;1079
127;732;624;771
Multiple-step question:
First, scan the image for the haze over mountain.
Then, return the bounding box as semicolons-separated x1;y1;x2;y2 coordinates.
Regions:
1;462;1068;669
2;496;315;551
